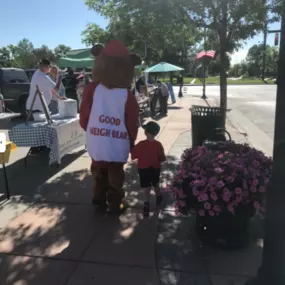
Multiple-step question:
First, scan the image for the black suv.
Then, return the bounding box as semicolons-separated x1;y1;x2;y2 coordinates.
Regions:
0;68;30;115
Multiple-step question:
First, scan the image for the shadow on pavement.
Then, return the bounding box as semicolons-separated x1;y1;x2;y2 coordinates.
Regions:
0;155;179;284
0;149;86;207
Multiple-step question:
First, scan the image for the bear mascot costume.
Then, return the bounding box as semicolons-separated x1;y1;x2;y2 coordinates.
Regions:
80;40;140;215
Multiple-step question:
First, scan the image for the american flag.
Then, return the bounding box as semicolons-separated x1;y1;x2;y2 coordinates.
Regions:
196;50;216;60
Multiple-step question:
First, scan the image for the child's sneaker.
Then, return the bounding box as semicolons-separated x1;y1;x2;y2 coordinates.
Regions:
143;202;150;217
156;195;163;206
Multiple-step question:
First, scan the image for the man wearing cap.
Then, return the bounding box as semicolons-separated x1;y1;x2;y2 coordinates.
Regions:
80;40;140;215
26;58;65;119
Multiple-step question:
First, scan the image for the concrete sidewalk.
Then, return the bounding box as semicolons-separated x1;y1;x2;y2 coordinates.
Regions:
0;94;263;284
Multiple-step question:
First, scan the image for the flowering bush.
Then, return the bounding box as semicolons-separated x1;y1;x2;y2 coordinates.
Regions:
168;142;272;217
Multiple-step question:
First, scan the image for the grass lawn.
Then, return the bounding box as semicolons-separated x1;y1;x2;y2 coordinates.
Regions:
161;77;276;85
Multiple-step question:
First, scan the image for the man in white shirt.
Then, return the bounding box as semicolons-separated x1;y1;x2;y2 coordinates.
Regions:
26;58;64;118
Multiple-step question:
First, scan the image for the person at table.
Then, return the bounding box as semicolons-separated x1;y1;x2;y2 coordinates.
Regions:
26;58;65;119
62;67;80;110
157;80;170;116
48;65;66;114
135;76;145;94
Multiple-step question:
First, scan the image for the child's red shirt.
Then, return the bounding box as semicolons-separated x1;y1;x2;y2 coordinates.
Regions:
131;139;166;169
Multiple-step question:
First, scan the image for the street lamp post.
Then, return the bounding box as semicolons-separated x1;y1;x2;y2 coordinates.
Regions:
245;0;285;284
201;26;207;100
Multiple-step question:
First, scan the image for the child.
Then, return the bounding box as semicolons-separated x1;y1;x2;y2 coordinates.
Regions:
131;121;166;217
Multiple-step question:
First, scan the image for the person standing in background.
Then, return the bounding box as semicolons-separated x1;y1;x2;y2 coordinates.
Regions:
48;65;66;114
62;67;79;110
157;80;170;116
178;74;184;98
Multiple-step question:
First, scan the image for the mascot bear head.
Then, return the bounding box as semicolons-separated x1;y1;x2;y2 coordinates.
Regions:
91;40;142;88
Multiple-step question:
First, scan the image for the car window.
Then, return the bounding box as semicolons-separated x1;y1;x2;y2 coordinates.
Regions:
2;69;29;83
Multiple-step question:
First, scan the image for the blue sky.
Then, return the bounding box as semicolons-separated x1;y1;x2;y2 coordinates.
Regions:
0;0;281;64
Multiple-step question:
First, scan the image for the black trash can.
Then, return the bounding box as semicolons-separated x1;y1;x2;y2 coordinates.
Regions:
190;105;224;147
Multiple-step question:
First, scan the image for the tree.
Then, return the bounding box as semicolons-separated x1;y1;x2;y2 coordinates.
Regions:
229;61;249;77
247;44;279;77
84;0;275;126
54;44;72;58
0;47;12;67
178;0;277;125
83;0;201;65
8;38;36;68
81;23;111;46
33;45;57;65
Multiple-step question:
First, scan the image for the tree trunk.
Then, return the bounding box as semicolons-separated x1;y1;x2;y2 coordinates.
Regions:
219;31;227;128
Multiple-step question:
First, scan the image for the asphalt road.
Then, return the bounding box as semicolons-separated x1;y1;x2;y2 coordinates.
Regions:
184;85;277;141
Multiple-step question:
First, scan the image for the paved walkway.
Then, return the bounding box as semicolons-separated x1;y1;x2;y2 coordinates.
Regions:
0;92;263;284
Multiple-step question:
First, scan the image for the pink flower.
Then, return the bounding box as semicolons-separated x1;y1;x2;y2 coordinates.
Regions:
209;210;215;217
198;209;205;216
215;167;223;174
235;196;242;203
218;154;224;159
210;192;218;201
223;188;230;195
213;205;221;212
193;180;200;185
252;179;259;186
235;188;242;195
197;196;204;202
209;177;217;184
259;186;266;193
217;181;225;188
227;203;235;213
250;186;257;193
227;176;235;183
254;201;260;209
204;202;211;210
223;195;230;202
193;190;199;196
209;186;215;192
203;193;209;201
253;160;260;167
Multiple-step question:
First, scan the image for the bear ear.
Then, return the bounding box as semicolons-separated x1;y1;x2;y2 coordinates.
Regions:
129;53;142;66
91;43;104;57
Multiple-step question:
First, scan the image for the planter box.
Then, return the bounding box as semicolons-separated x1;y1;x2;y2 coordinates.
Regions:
195;205;253;250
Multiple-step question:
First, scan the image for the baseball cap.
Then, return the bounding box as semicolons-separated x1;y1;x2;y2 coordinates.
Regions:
142;121;160;136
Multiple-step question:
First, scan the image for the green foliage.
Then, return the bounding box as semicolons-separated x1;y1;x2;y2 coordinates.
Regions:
83;0;201;64
54;44;72;59
229;44;279;77
0;40;72;69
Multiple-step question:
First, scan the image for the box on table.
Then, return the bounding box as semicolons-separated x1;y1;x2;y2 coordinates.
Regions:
0;141;16;164
58;99;77;118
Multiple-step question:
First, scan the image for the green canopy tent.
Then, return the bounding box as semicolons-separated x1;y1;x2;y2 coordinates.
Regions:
59;48;94;69
59;57;94;69
59;48;145;70
144;62;184;73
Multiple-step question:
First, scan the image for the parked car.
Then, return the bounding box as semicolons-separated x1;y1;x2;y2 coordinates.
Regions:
25;69;37;81
0;68;30;115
